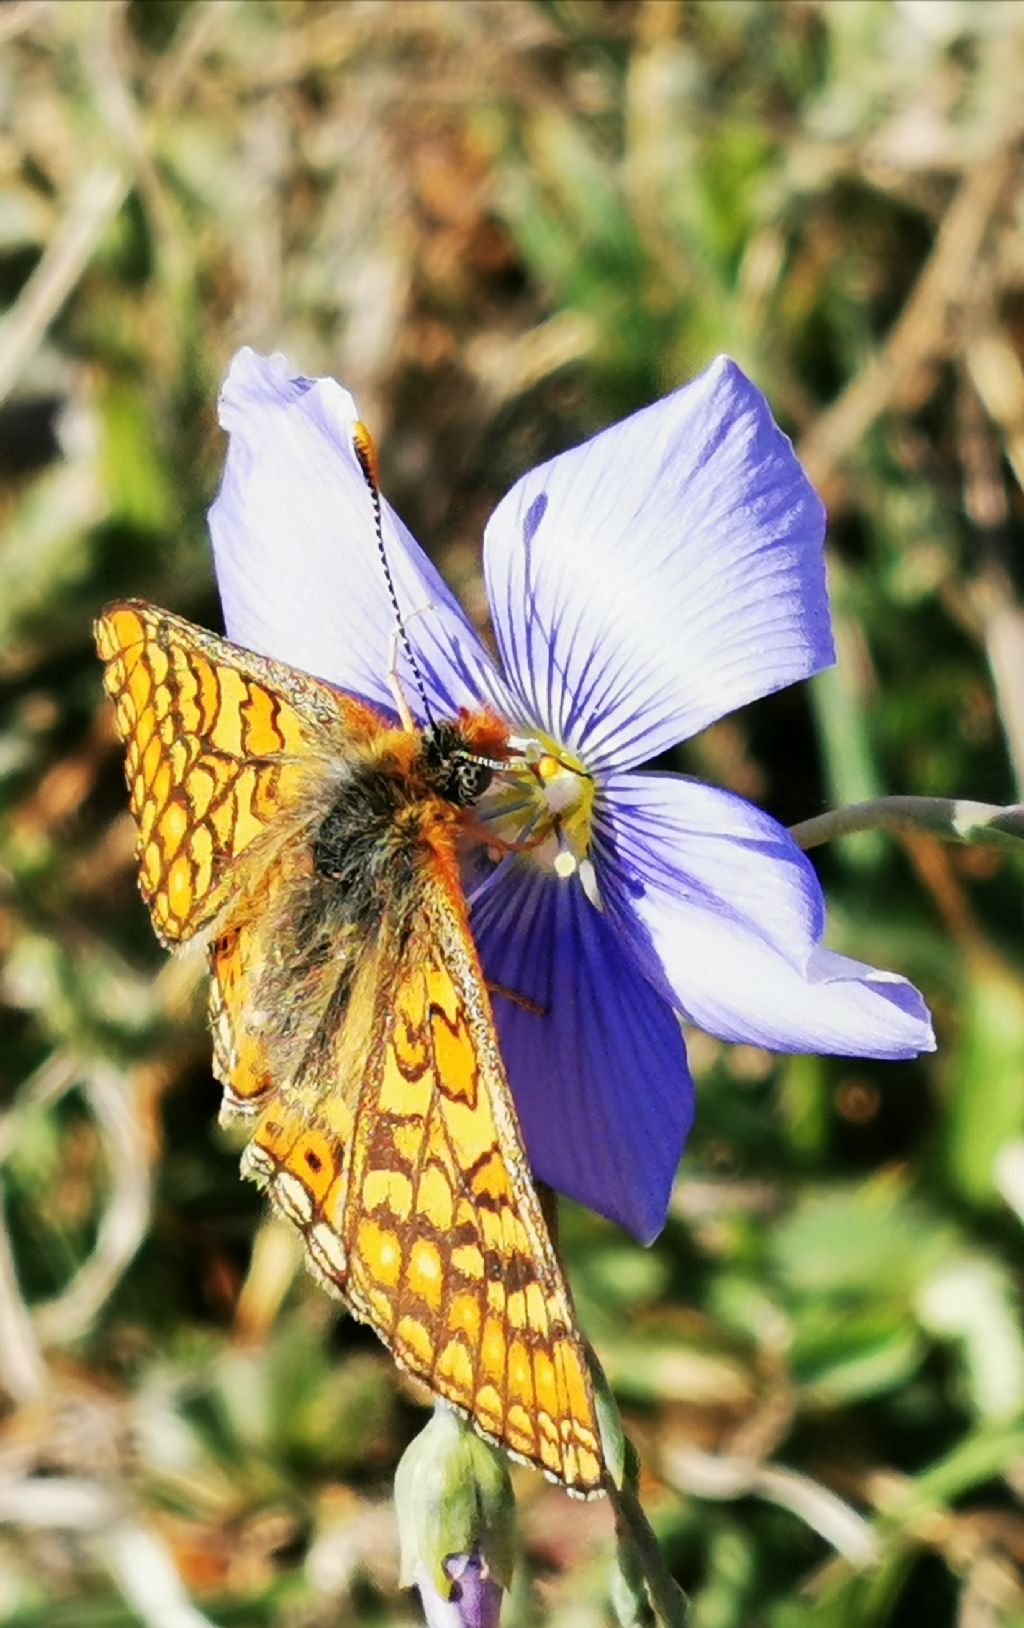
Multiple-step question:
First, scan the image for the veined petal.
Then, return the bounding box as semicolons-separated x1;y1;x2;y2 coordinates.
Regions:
596;772;935;1057
483;357;833;772
468;860;693;1244
208;349;507;719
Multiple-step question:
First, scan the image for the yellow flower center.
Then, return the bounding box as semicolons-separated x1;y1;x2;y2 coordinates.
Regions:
475;733;596;880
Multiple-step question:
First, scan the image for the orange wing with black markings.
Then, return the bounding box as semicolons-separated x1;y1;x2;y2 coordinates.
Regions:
95;601;375;944
240;867;605;1495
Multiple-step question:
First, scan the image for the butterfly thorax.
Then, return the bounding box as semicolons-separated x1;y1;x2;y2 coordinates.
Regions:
311;716;504;918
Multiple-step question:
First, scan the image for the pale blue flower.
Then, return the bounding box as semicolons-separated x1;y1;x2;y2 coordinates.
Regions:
209;349;934;1245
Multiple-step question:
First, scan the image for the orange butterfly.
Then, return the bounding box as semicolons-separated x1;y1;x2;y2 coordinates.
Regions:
94;592;604;1495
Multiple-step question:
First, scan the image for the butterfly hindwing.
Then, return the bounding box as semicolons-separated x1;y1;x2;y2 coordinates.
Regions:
209;897;278;1120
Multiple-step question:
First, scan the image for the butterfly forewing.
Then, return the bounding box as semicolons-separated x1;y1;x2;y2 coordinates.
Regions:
95;601;368;943
359;888;602;1492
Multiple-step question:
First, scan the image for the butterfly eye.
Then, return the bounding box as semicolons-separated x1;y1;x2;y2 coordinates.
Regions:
420;724;494;806
452;756;493;806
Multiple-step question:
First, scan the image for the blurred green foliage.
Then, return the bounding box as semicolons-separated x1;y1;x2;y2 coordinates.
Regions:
2;1;1024;1623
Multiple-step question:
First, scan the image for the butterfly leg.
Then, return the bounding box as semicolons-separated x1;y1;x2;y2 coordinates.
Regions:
462;817;552;857
387;628;417;732
386;606;437;732
487;981;546;1017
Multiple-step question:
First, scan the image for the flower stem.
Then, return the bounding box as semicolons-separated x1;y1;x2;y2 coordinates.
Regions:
789;795;1024;853
588;1348;688;1628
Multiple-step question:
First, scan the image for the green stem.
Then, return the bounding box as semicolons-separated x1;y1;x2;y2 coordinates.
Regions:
789;795;1024;853
588;1346;688;1627
611;1480;688;1628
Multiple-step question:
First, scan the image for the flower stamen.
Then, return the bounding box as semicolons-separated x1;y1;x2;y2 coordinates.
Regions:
475;734;596;878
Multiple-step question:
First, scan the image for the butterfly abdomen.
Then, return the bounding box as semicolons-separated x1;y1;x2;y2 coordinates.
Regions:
224;742;460;1118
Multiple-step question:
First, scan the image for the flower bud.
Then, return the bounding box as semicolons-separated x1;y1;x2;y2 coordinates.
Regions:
395;1404;515;1627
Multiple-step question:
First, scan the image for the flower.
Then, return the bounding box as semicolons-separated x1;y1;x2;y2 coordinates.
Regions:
209;348;935;1245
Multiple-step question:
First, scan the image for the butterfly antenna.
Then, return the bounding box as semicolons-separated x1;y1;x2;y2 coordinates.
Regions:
352;420;436;729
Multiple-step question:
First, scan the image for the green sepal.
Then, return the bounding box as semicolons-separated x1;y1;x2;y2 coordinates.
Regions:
394;1404;516;1600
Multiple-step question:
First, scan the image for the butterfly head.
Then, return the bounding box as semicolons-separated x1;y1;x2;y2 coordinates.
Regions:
419;718;509;808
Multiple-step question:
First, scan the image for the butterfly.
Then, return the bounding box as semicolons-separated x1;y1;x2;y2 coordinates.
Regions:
94;584;605;1496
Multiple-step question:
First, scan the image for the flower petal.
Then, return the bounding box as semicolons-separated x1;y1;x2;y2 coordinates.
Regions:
208;349;508;719
596;771;935;1057
416;1559;503;1628
483;356;833;771
468;860;693;1243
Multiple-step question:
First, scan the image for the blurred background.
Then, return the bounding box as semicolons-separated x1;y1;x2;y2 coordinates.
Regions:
2;1;1024;1623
